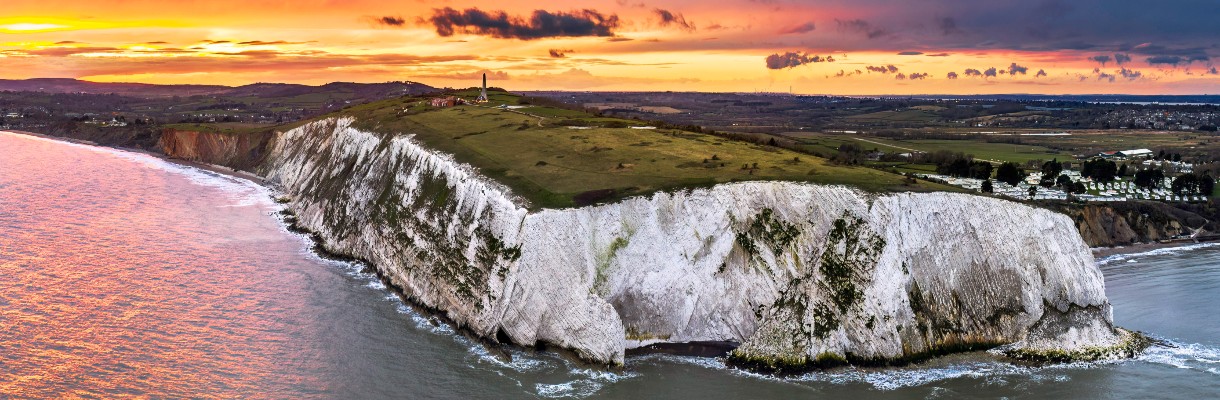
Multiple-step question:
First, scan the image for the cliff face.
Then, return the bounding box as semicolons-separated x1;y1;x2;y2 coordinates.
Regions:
158;129;275;171
1054;202;1204;247
243;117;1128;367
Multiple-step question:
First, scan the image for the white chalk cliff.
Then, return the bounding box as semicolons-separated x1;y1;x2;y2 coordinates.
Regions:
258;118;1134;368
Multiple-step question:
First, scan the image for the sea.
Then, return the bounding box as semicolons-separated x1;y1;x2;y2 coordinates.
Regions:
2;130;1218;399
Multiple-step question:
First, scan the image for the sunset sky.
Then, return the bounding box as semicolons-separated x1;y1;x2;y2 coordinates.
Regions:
1;0;1218;94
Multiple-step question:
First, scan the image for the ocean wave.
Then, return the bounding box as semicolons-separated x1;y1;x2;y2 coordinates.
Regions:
1096;243;1220;266
1140;338;1220;375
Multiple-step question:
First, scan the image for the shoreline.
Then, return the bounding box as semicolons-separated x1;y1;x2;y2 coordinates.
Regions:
1;129;266;185
1091;240;1219;259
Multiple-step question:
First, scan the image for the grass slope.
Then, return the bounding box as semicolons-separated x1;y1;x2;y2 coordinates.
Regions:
339;90;953;208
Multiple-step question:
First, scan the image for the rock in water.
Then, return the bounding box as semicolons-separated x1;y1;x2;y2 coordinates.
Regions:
255;118;1135;368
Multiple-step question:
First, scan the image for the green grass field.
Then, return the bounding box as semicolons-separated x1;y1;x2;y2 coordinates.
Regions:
336;92;955;208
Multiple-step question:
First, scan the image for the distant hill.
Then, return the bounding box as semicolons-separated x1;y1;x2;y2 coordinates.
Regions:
0;78;437;99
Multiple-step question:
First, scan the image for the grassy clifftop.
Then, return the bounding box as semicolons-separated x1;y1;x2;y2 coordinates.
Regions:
333;89;954;208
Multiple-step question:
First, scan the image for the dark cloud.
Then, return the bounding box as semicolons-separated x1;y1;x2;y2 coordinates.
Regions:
779;22;816;34
53;40;78;45
375;16;406;27
202;40;231;45
1035;69;1048;77
937;17;963;35
236;40;309;46
1089;55;1112;66
983;67;998;78
964;68;982;77
2;47;124;57
145;41;169;45
426;7;621;40
1146;55;1209;66
947;71;959;79
925;53;951;57
416;69;511;81
1114;53;1132;65
908;72;929;80
833;69;863;77
894;73;907;80
654;8;695;31
1118;67;1142;80
1096;68;1116;82
1007;62;1029;75
548;49;573;58
606;37;634;42
1210;67;1219;75
865;65;899;73
764;51;834;69
835;19;888;39
897;51;923;56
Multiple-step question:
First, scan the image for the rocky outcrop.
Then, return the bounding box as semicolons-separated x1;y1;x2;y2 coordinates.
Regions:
158;129;275;171
249;117;1129;368
1050;202;1205;247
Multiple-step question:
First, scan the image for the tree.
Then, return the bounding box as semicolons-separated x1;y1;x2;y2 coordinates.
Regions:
1081;158;1118;182
981;179;994;193
1056;174;1073;191
1039;159;1063;187
1202;174;1216;197
1028;185;1038;199
1041;158;1063;179
1118;163;1129;177
1172;173;1199;195
968;161;993;180
1134;169;1166;189
996;162;1025;186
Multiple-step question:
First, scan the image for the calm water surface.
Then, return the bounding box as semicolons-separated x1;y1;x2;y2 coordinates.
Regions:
1;131;1218;399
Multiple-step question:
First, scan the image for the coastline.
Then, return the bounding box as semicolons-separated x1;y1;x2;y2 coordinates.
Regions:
9;127;1208;265
1092;240;1220;260
0;129;266;185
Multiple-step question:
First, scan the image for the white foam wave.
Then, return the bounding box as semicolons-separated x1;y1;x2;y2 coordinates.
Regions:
1140;339;1220;375
1097;243;1220;266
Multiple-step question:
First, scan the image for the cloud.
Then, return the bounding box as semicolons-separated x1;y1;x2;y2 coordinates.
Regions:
548;49;574;58
779;22;816;34
866;65;899;73
426;7;621;40
1146;55;1209;66
654;8;695;31
1035;69;1048;77
764;51;834;69
908;72;929;80
1007;62;1028;75
2;46;122;57
1210;67;1219;75
895;73;907;80
833;69;863;77
925;53;951;57
947;71;959;79
964;68;982;77
236;40;309;46
1096;68;1116;82
983;67;998;78
835;19;888;39
1118;68;1142;80
416;69;510;81
1089;55;1112;66
375;16;406;27
937;17;962;35
897;51;923;56
1114;53;1132;65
